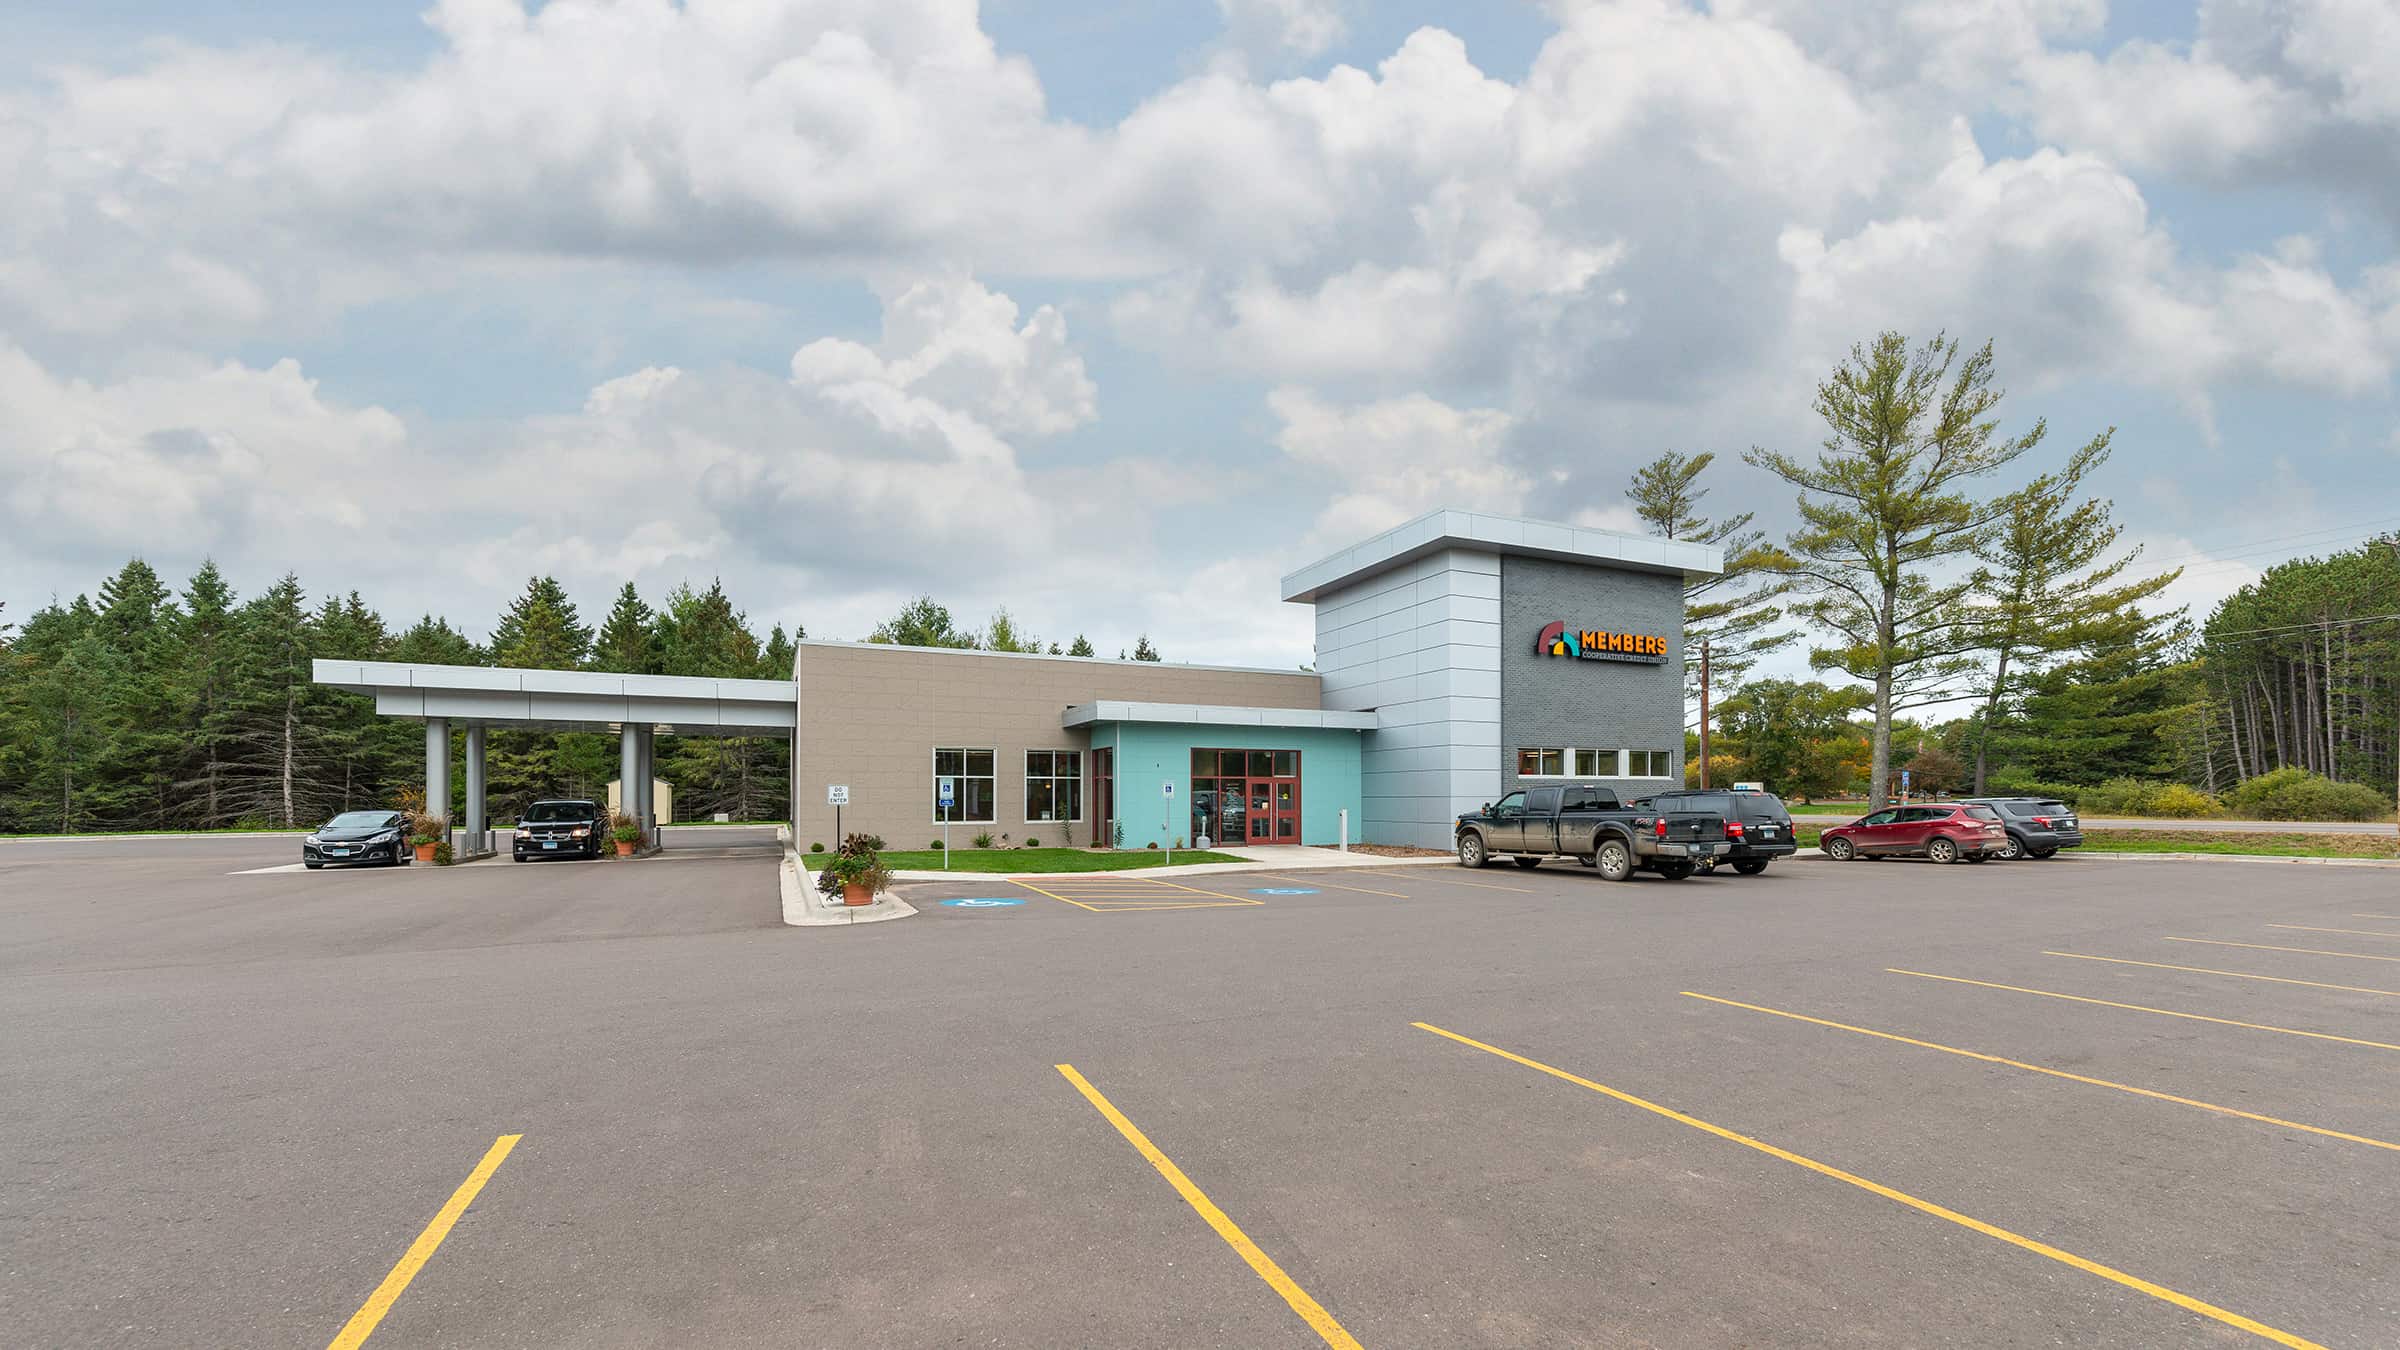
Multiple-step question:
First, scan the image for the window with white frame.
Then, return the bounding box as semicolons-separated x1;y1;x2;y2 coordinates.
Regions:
1516;747;1566;776
1024;750;1083;823
1517;747;1671;778
932;748;996;823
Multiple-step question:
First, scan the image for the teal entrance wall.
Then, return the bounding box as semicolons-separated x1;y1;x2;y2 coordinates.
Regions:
1089;722;1364;849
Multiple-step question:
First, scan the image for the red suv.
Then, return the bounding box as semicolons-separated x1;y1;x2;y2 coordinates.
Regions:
1818;803;2008;864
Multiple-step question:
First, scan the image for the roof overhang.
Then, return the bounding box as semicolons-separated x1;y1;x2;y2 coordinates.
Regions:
312;660;796;736
1062;701;1378;731
1280;507;1724;603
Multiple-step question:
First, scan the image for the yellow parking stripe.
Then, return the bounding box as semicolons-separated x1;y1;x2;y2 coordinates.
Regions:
1056;1066;1362;1349
1682;993;2400;1154
2044;951;2400;1000
1007;878;1107;911
2267;924;2400;940
2165;937;2400;964
1888;969;2400;1053
327;1134;520;1350
1413;1024;2325;1350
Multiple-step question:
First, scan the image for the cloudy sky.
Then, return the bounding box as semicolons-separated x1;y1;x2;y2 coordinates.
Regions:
4;0;2395;668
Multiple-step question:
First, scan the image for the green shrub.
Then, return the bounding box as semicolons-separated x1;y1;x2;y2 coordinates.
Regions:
809;841;825;853
2073;778;2169;807
2145;784;2222;818
2225;768;2393;822
1145;840;1158;849
929;838;946;851
1023;836;1040;848
432;840;455;866
972;831;996;849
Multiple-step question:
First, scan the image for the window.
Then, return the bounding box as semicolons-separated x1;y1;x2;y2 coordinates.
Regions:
1562;786;1619;810
1517;747;1566;776
1574;748;1620;777
1024;750;1083;823
1628;749;1673;777
933;748;996;823
1492;791;1526;819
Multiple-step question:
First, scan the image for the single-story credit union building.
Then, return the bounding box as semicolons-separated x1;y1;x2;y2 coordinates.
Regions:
314;509;1720;853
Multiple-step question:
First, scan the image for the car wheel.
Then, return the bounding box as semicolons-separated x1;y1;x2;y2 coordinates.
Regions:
513;854;528;862
1654;860;1695;881
1967;853;1990;863
1731;858;1769;875
1595;839;1634;882
1456;834;1486;868
304;861;324;870
1511;856;1543;870
1927;836;1960;864
1825;837;1856;862
1995;834;2024;860
2030;847;2057;860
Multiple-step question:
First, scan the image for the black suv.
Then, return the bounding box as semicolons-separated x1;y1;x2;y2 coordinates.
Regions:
1636;789;1799;874
1958;797;2083;859
513;799;605;861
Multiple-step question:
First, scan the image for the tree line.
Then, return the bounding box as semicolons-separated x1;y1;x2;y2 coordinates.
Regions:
1630;331;2394;816
0;570;1177;833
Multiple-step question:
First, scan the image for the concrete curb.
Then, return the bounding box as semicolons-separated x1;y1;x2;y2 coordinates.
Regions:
780;851;918;926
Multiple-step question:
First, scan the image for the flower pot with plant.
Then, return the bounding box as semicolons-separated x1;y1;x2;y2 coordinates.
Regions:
611;813;643;856
816;835;893;907
410;814;447;862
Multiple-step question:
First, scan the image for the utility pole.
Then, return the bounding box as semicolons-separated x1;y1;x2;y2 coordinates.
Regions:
1698;637;1712;789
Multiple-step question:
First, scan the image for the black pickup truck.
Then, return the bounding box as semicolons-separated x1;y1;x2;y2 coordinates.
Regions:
1455;783;1730;881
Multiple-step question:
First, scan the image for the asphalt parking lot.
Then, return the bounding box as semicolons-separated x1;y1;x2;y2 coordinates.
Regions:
3;837;2395;1348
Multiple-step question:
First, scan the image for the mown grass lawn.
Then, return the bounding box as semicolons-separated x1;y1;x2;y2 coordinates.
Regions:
800;847;1250;873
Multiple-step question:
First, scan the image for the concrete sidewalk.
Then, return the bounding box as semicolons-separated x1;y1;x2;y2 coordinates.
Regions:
884;844;1454;883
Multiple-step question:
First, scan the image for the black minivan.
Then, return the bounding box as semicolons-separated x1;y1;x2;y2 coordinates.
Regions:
1637;789;1799;874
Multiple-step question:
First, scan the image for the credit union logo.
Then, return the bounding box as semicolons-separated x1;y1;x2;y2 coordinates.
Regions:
1536;621;1668;664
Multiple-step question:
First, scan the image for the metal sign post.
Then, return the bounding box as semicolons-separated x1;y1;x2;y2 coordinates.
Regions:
938;777;955;870
1161;780;1175;866
827;784;849;847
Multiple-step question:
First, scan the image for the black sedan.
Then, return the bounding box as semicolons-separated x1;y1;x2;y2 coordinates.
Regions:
303;810;411;869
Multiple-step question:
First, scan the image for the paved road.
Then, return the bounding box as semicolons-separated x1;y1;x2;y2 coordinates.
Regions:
4;838;2394;1347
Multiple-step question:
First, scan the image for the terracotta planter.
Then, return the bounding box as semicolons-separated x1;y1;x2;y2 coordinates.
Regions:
615;840;636;857
413;841;437;862
841;881;874;907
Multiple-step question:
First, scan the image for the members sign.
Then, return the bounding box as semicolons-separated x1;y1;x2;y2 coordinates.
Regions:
1535;621;1669;664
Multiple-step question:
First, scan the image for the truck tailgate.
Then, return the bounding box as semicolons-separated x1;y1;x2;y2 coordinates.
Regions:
1653;811;1724;843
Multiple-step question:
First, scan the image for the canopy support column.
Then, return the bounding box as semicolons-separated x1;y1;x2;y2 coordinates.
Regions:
462;725;486;854
424;718;450;846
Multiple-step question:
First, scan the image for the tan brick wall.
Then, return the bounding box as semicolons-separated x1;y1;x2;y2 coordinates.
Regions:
790;642;1320;851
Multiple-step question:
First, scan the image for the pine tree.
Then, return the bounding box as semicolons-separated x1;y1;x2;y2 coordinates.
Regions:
1131;635;1161;661
390;614;482;665
1067;635;1094;657
1745;334;2042;810
1625;451;1793;702
490;576;592;670
591;582;663;674
1965;436;2181;792
657;580;759;676
92;559;184;826
219;576;323;827
173;562;241;827
868;596;977;649
758;624;797;680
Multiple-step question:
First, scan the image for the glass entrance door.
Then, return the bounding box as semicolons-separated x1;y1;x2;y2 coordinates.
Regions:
1189;748;1301;845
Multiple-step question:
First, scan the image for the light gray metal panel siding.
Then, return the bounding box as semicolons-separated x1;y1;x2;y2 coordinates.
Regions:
1315;547;1504;849
1497;556;1686;798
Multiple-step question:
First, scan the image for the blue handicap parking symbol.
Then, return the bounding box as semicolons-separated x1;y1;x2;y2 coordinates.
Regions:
1248;887;1319;896
940;897;1027;909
